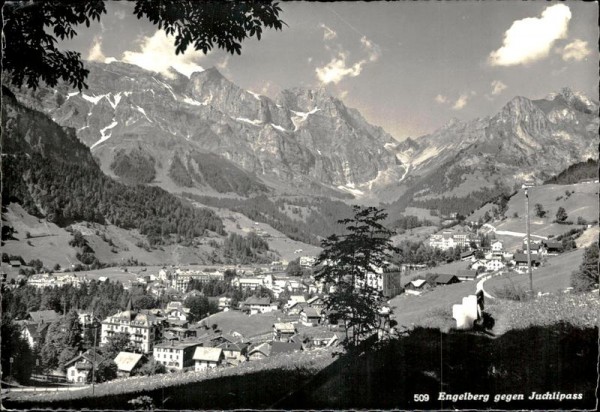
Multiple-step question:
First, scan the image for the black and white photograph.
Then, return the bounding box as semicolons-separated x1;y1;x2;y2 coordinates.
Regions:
1;1;598;410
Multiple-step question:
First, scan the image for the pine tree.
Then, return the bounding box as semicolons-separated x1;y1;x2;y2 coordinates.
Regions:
314;206;398;349
571;242;599;291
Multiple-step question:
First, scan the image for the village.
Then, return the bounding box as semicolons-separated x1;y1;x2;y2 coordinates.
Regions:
7;218;575;387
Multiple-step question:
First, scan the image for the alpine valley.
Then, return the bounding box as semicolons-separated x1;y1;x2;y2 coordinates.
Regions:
3;61;599;266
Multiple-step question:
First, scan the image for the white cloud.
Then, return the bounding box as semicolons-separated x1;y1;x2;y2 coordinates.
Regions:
320;24;338;41
316;52;363;85
87;36;117;64
87;36;106;62
114;9;127;20
434;94;448;104
121;30;205;78
315;36;381;85
360;36;381;62
488;4;571;66
491;80;507;95
560;39;591;61
452;91;475;110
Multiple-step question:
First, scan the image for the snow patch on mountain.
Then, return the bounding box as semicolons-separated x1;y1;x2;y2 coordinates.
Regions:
236;117;263;126
91;120;118;149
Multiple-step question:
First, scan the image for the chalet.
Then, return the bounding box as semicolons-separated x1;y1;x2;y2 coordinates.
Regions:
491;240;504;252
426;273;460;286
470;259;487;271
193;347;224;371
241;297;277;314
300;307;322;327
457;270;478;282
9;260;22;267
543;241;563;254
217;341;250;364
460;250;475;261
286;300;307;316
485;259;505;272
114;352;145;378
27;310;60;324
306;295;326;310
513;253;541;268
20;322;50;348
273;322;296;342
271;341;303;356
165;301;191;321
524;243;545;255
153;341;201;371
404;279;427;291
299;256;316;267
305;330;340;348
65;350;105;383
248;342;271;361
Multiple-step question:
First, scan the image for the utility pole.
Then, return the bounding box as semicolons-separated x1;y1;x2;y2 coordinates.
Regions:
524;184;533;295
91;323;98;395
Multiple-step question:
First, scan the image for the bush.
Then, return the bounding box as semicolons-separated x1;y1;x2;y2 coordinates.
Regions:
571;243;599;292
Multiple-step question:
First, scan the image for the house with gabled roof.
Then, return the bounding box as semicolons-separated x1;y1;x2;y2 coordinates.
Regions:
457;270;478;282
20;321;50;348
217;341;250;364
193;347;224;370
300;307;322;327
64;349;106;383
27;310;60;324
273;322;296;341
241;297;277;314
114;351;145;377
248;342;271;361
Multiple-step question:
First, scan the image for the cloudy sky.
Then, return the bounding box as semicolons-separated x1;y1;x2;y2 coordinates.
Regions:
60;1;598;140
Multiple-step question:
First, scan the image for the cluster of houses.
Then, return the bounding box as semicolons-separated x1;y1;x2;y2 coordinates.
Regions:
404;237;565;295
15;292;342;385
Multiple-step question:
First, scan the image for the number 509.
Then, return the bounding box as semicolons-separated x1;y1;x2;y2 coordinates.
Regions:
414;394;429;402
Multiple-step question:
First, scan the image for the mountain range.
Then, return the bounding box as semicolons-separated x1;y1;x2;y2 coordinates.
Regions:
7;61;599;210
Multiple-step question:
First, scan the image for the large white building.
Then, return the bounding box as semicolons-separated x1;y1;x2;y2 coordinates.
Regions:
171;270;225;292
100;309;161;354
429;231;479;251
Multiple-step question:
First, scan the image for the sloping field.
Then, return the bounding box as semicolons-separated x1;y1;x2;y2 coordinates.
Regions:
485;249;585;295
201;310;281;338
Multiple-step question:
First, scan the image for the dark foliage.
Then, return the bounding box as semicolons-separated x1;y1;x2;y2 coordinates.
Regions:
110;149;156;184
3;1;284;90
3;153;224;245
544;158;598;185
222;232;270;264
571;242;599;291
315;206;398;348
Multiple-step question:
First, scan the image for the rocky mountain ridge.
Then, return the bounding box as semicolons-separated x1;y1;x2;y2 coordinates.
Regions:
12;62;403;198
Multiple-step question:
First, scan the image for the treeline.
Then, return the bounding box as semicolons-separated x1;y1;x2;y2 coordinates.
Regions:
410;185;510;217
544;158;598;185
2;281;131;321
185;194;321;245
110;149;157;184
395;240;467;266
389;215;434;231
169;152;268;196
222;232;270;264
3;153;224;245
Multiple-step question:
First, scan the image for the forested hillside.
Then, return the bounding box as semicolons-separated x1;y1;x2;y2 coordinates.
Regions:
2;91;224;246
544;158;598;185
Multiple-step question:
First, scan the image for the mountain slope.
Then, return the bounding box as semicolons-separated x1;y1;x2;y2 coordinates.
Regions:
385;87;599;213
1;89;224;245
12;62;404;198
